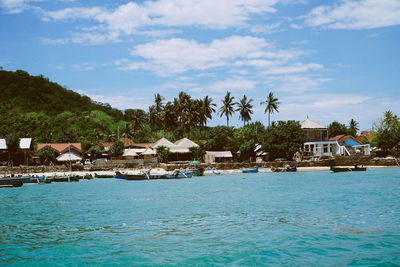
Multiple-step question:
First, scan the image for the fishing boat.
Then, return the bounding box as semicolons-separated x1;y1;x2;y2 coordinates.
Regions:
0;176;24;188
330;165;367;172
94;173;114;178
115;170;167;180
166;169;193;179
46;174;80;182
242;167;259;173
188;162;204;176
21;175;50;184
271;165;297;172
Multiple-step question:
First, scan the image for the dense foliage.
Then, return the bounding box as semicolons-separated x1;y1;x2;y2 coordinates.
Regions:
261;120;306;160
374;111;400;156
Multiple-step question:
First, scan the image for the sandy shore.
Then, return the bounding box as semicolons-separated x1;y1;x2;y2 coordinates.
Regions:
21;165;396;178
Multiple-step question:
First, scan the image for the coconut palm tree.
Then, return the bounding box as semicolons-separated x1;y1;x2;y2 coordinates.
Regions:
236;95;254;126
261;92;280;127
348;118;359;137
218;92;236;127
201;96;216;127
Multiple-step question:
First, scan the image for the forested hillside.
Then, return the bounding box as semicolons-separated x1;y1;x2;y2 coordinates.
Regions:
0;69;122;119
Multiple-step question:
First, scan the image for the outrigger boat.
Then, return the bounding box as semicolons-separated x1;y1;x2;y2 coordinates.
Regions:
46;174;80;182
21;175;50;184
242;167;259;173
0;176;24;188
271;165;297;172
115;170;167;180
94;173;114;178
166;169;193;179
330;165;367;172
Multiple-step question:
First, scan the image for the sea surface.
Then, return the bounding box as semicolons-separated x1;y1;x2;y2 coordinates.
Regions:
1;168;399;266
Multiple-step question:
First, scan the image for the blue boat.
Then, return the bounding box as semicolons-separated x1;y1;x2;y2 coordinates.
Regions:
241;167;259;173
166;169;193;179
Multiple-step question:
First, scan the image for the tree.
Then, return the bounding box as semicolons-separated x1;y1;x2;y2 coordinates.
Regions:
374;110;400;155
261;120;306;160
156;145;170;163
200;96;216;127
36;146;56;165
124;109;147;131
328;121;348;138
236;95;254;126
347;118;359;137
109;140;125;158
218;92;236;127
261;92;280;127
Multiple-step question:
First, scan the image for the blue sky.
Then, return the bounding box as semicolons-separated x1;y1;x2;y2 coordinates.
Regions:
1;0;399;130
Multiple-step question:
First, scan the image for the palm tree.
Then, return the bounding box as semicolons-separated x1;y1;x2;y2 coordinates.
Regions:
153;93;165;129
348;118;359;137
236;95;254;126
201;96;216;127
261;92;280;126
218;92;236;127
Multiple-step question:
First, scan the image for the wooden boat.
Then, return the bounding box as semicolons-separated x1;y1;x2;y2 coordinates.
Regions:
47;175;80;182
94;173;114;178
115;171;167;180
0;177;24;188
242;167;259;173
330;165;367;172
166;170;193;179
21;175;50;184
271;165;297;172
188;167;204;176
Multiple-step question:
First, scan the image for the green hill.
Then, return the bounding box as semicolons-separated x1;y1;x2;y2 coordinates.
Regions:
0;69;122;119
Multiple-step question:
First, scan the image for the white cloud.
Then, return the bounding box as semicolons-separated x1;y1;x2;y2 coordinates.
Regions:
115;36;319;76
0;0;41;13
41;0;279;43
303;0;400;29
273;75;331;92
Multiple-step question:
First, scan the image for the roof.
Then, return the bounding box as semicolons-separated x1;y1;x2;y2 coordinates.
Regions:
153;138;176;149
120;138;134;147
132;143;153;148
0;139;6;150
360;131;376;141
56;152;82;162
174;138;199;148
301;117;327;129
122;149;138;157
355;136;366;144
329;134;347;141
206;151;233;158
142;148;156;155
19;138;32;149
37;143;82;153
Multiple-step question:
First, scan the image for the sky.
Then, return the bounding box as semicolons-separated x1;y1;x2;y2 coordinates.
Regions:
1;0;400;130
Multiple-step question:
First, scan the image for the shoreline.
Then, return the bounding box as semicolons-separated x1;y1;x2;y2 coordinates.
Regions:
11;165;398;178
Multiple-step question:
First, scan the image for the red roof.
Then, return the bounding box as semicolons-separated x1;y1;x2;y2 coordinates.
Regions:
329;135;346;141
37;143;82;153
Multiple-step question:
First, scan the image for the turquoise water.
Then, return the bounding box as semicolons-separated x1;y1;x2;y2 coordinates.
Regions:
1;168;399;266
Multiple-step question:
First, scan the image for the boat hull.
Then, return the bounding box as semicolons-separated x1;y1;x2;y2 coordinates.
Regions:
330;166;367;172
0;177;24;188
115;171;167;180
242;167;259;173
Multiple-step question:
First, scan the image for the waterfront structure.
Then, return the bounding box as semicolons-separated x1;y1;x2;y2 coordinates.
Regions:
37;143;82;163
301;117;328;142
304;135;370;157
205;151;233;163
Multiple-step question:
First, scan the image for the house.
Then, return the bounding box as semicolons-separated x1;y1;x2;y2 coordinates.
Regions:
303;134;370;157
301;117;328;142
205;151;233;163
37;143;82;163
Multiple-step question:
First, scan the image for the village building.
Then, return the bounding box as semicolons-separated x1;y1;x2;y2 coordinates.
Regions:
37;143;82;163
204;151;233;163
301;117;328;142
303;134;371;158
